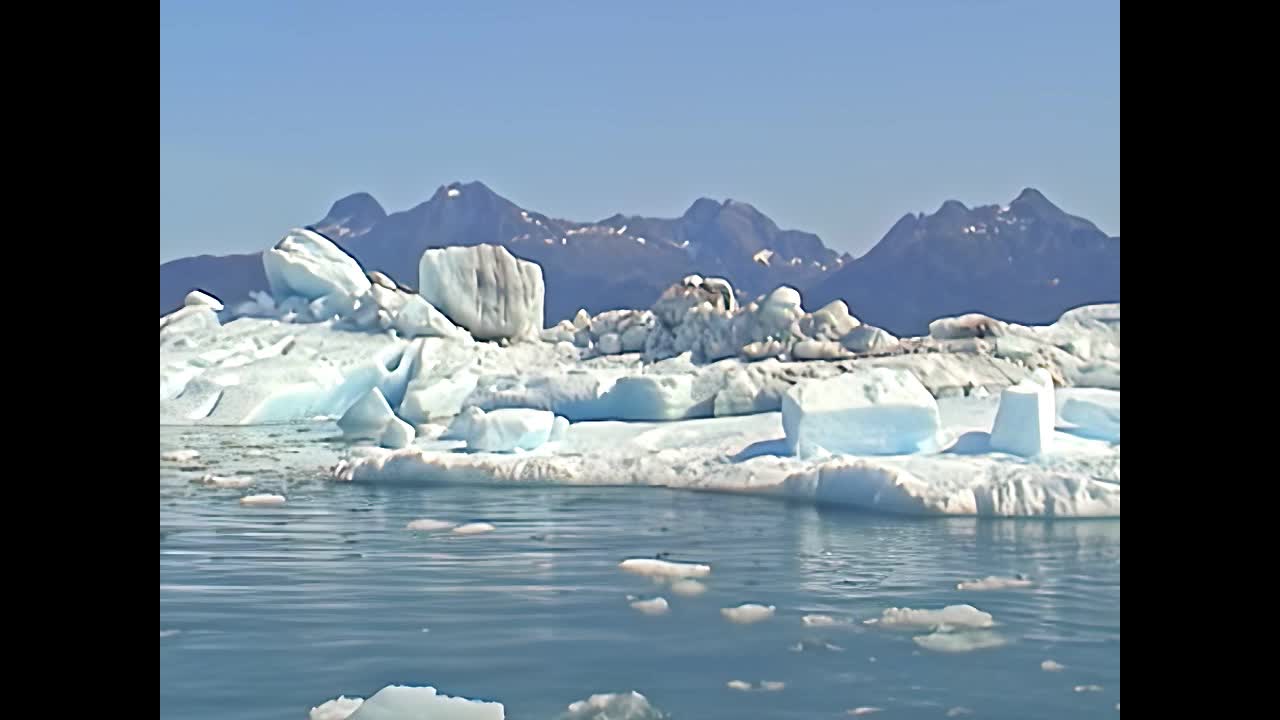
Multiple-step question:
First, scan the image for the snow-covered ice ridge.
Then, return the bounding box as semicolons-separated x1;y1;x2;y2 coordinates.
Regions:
162;228;1119;517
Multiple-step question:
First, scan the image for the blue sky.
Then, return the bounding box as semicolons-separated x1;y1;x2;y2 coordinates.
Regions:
160;0;1119;263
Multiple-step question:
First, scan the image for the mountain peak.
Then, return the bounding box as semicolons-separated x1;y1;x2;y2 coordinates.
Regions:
1009;187;1063;217
683;197;723;223
322;192;386;224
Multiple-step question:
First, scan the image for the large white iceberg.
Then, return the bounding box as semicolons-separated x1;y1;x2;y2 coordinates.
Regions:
263;228;371;301
782;368;942;456
988;371;1056;457
345;685;503;720
418;244;545;341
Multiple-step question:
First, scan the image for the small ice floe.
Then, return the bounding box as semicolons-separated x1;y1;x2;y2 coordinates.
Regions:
406;519;456;532
618;558;711;579
198;474;253;489
759;681;785;692
1075;685;1104;693
727;680;753;691
562;691;664;719
864;605;994;630
629;597;670;616
1042;659;1066;672
161;449;200;462
670;579;707;597
309;696;364;720
912;629;1008;653
452;522;496;536
160;629;180;639
239;493;286;506
956;574;1034;591
721;603;776;624
802;614;849;627
790;639;844;653
946;707;975;717
847;707;883;716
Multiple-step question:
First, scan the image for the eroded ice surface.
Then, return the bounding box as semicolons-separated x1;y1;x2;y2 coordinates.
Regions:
344;685;504;720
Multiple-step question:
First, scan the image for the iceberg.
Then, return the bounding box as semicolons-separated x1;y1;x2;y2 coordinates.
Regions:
263;228;371;301
345;685;503;720
782;368;942;456
418;244;544;341
462;408;557;452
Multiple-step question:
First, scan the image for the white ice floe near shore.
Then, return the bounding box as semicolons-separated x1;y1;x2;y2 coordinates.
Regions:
336;685;504;719
161;231;1119;518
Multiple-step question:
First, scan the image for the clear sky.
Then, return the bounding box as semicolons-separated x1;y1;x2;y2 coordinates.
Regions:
160;0;1119;263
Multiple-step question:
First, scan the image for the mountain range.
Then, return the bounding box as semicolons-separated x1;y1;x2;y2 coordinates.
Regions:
159;182;1119;336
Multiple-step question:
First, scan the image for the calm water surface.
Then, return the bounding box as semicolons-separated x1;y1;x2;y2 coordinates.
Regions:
160;426;1120;719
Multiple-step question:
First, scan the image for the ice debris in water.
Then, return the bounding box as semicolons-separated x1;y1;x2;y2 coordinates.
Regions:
560;690;667;719
161;449;200;462
847;708;883;716
406;519;456;532
1041;659;1066;672
802;614;848;627
240;493;286;506
669;579;707;597
912;629;1008;653
1075;685;1104;693
721;603;776;624
452;522;496;536
946;707;975;717
199;474;253;489
309;696;364;720
618;558;711;579
957;575;1034;591
790;639;845;653
629;597;670;615
864;605;993;630
159;629;180;638
726;681;753;691
759;681;785;692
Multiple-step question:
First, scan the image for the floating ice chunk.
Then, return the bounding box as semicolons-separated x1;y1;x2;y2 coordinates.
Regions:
338;388;396;438
379;416;416;449
596;375;710;421
913;629;1008;653
1074;685;1104;693
310;696;365;720
670;579;707;597
240;494;286;506
393;294;465;339
160;629;180;638
782;368;941;456
184;290;223;311
726;681;752;692
400;373;479;426
1059;388;1120;442
345;685;504;719
161;449;200;462
790;639;844;653
452;522;496;535
263;228;371;301
629;597;670;615
1041;659;1066;672
957;575;1034;591
791;339;850;361
929;313;1006;340
802;614;847;627
847;708;883;716
560;691;665;720
198;474;253;489
864;605;993;630
418;244;545;341
841;325;899;354
597;333;623;355
721;604;775;624
549;415;570;442
464;408;556;452
946;707;974;717
618;558;711;579
759;681;785;692
407;519;456;532
989;379;1055;457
